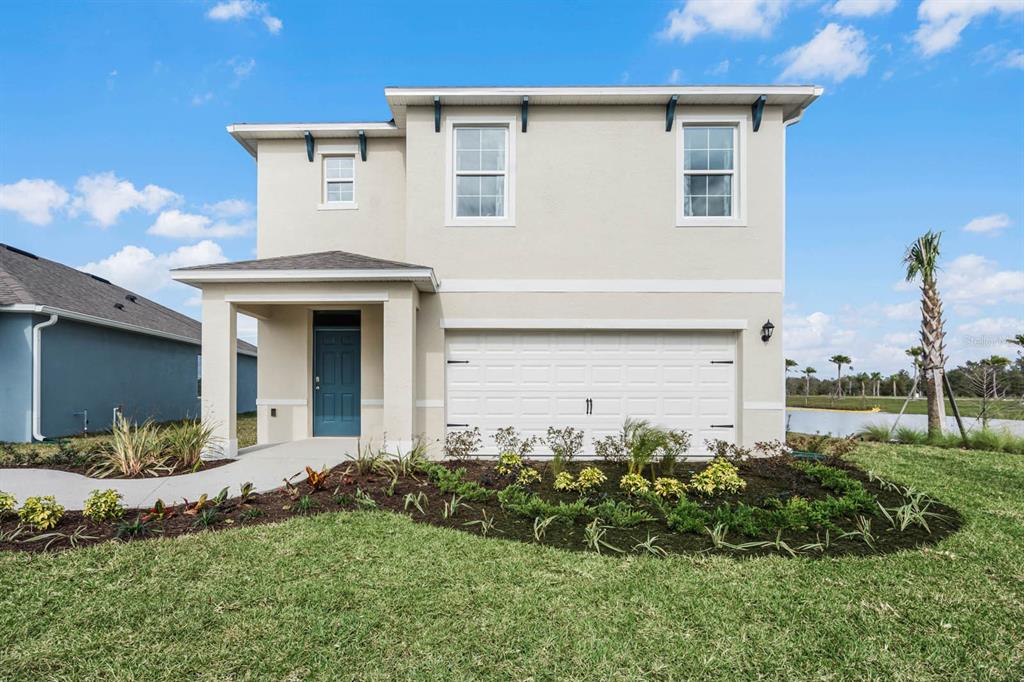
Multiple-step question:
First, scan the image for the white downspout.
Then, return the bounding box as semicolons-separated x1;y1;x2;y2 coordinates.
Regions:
32;313;59;441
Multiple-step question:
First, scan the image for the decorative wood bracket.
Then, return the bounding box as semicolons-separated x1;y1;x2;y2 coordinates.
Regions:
665;95;678;132
358;130;367;161
521;96;529;132
434;96;441;133
751;95;767;132
304;131;314;162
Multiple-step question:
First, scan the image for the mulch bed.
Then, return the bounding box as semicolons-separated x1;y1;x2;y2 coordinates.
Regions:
0;457;961;556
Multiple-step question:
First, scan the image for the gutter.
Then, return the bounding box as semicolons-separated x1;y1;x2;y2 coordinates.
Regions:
0;304;257;357
32;313;59;441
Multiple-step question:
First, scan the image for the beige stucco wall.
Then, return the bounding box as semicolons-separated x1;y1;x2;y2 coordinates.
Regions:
238;102;790;452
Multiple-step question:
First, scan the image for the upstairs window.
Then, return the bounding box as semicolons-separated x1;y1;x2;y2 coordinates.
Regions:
454;125;508;219
323;156;355;205
682;126;735;218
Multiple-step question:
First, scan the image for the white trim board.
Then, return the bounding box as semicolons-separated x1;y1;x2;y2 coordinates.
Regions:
225;292;389;304
743;401;785;411
441;318;748;330
361;398;384;407
171;268;439;292
416;399;444;408
439;279;782;293
256;398;307;406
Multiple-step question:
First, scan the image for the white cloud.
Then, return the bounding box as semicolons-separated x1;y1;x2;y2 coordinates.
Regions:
826;0;897;17
203;198;253;218
191;92;214;106
659;0;790;43
883;332;918;346
68;172;180;227
941;254;1024;308
1001;49;1024;69
963;213;1011;234
707;59;731;75
914;0;1024;58
668;68;683;84
884;301;919;320
956;317;1023;337
147;209;253;239
778;23;871;82
206;1;282;34
0;179;69;225
79;240;227;293
231;57;256;81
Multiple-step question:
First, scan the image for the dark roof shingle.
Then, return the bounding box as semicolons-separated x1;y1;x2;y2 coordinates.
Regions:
0;244;256;354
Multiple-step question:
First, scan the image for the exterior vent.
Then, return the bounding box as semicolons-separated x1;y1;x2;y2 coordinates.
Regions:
113;302;125;310
90;274;112;285
125;294;138;303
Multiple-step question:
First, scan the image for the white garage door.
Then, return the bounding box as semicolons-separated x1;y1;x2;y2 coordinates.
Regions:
445;330;737;456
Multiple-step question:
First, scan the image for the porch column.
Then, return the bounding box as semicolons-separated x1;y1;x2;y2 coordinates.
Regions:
201;298;238;457
383;286;416;452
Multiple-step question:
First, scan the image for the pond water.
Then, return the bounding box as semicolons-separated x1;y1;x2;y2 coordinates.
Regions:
786;409;1024;438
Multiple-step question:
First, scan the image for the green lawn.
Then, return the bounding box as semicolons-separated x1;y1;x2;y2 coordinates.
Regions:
787;395;1024;420
1;443;1022;680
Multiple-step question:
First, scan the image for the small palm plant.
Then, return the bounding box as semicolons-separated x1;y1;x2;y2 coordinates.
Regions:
828;355;851;399
802;366;816;401
903;230;947;437
161;418;221;470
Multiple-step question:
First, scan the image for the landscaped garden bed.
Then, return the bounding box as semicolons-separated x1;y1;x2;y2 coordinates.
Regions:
0;422;960;556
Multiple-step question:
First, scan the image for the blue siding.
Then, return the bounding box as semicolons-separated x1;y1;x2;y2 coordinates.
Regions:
0;313;33;442
21;315;257;440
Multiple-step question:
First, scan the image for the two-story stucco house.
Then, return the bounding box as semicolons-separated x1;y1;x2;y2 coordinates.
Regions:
173;85;821;458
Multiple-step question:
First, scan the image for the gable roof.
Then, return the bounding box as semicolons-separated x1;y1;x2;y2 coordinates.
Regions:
172;249;438;292
0;244;256;355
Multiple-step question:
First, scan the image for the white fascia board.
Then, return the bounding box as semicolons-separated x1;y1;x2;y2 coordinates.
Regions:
384;85;822;99
440;318;748;330
439;279;782;293
0;304;258;356
225;292;390;304
171;268;439;292
228;122;402;157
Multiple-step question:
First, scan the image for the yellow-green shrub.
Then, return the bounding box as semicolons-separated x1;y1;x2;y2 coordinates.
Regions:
497;452;523;475
575;466;607;492
619;473;650;495
83;488;125;522
553;471;576;491
689;458;746;496
653;477;686;499
516;467;541;486
18;495;65;530
0;491;16;515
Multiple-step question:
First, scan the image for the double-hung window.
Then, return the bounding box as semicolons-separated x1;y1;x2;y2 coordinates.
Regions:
677;119;745;226
323;156;355;206
454;126;507;218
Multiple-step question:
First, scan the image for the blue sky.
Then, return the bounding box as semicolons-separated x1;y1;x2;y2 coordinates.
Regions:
1;0;1022;375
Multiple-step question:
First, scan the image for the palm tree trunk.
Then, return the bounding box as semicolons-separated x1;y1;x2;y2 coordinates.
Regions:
920;278;947;437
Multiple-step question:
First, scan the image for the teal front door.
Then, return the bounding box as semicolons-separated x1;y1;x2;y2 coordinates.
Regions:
313;329;360;436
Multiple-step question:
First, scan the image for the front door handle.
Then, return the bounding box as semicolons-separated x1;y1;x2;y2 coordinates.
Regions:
314;375;320;391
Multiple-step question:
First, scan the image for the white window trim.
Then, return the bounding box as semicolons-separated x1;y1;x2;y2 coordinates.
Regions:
675;112;748;228
318;145;358;210
444;114;517;227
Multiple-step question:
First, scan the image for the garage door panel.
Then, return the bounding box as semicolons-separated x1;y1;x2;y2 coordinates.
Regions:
446;330;737;455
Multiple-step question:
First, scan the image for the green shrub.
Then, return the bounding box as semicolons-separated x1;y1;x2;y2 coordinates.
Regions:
619;473;650;495
497;485;588;521
894;427;928;445
666;499;710;533
966;427;1024;454
18;495;65;530
545;426;583;474
587;500;654;528
496;452;523;475
710;503;764;537
575;466;607;492
689;458;746;496
856;423;892;442
516;467;541;486
424;463;492;501
0;491;16;515
792;461;875;512
83;489;125;522
653;477;686;499
553;471;576;491
444;427;481;461
89;415;169;478
161;418;220;469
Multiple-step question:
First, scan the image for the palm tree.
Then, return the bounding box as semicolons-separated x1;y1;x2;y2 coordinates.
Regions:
803;366;817;397
829;354;851;398
785;358;798;395
905;346;924;395
870;371;882;397
903;230;948;437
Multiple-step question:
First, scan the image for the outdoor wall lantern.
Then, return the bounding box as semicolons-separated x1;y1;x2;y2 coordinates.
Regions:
761;319;775;343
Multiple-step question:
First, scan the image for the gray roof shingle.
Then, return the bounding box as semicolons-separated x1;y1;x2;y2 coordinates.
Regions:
172;249;430;272
0;244;256;354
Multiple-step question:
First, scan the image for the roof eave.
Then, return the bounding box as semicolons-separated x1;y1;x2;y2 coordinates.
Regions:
170;268;440;293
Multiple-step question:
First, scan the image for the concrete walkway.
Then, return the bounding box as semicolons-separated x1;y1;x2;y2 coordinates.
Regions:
0;438;358;510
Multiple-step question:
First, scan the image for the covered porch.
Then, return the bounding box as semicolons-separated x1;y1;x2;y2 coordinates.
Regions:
172;251;438;457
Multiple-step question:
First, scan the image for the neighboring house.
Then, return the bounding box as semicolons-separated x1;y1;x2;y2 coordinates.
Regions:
173;85;821;457
0;243;257;443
